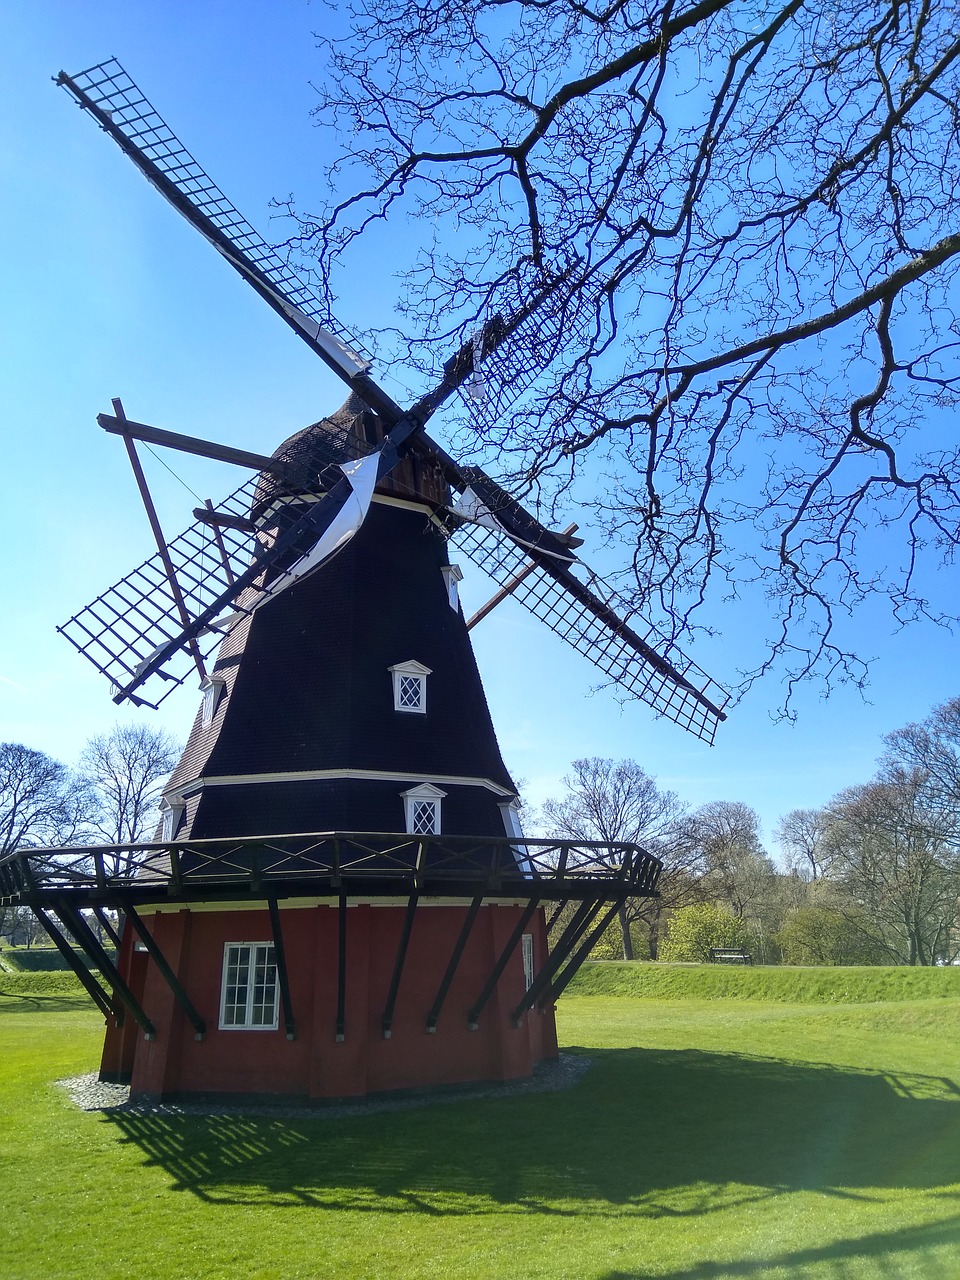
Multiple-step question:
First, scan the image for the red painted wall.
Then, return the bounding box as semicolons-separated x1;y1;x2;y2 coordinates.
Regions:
101;901;558;1101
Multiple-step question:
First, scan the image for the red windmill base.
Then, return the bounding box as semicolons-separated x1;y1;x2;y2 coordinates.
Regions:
2;832;658;1103
101;899;555;1101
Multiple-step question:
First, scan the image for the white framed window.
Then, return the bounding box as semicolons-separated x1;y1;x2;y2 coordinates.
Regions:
159;798;184;843
201;675;226;727
440;564;463;612
402;783;446;834
219;942;279;1030
522;933;535;991
389;660;432;714
500;799;533;877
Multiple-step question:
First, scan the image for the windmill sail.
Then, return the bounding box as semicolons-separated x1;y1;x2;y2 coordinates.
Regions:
56;59;729;739
57;60;599;431
56;60;373;378
59;407;727;738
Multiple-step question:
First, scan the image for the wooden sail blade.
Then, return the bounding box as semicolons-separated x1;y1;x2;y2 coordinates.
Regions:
55;60;728;737
449;259;597;433
57;60;591;437
56;60;377;391
449;517;728;743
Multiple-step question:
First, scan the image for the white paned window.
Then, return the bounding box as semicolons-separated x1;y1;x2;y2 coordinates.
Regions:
389;660;432;714
398;675;424;710
159;800;184;843
219;942;279;1030
441;564;463;612
402;783;446;835
522;933;535;991
500;799;533;877
411;798;439;833
201;676;226;727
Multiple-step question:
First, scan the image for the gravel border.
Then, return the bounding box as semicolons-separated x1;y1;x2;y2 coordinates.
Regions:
57;1052;592;1120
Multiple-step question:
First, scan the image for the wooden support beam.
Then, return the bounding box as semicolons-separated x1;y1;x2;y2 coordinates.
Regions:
545;899;569;934
194;503;256;536
335;892;347;1042
33;907;115;1021
381;893;419;1039
92;905;123;950
467;897;540;1029
426;893;483;1033
124;904;206;1040
54;900;156;1038
267;897;296;1040
543;899;625;1006
511;899;597;1025
112;398;207;687
99;411;302;480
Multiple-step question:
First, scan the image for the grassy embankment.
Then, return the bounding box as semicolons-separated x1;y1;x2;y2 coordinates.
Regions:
3;961;960;1278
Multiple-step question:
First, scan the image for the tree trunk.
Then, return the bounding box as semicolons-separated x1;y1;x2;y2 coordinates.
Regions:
618;905;634;961
648;907;661;961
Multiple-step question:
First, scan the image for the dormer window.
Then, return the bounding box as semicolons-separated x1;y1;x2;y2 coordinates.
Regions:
440;564;463;612
402;783;446;834
201;675;226;727
159;798;185;843
389;660;432;714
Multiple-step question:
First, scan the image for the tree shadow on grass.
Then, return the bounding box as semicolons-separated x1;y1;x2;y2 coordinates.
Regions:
102;1046;960;1224
0;991;90;1013
604;1210;960;1278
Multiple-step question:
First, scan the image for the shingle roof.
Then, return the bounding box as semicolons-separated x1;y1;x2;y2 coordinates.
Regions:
167;492;517;840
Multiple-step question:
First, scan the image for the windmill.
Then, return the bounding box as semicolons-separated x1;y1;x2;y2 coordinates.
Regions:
0;60;728;1103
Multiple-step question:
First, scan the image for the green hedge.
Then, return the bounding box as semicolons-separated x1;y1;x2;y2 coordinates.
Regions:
566;961;960;1003
0;972;84;997
0;947;115;973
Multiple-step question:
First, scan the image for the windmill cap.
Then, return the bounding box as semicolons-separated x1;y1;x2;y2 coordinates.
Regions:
251;393;450;522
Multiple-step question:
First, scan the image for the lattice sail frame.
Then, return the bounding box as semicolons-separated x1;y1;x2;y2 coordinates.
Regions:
59;447;726;740
60;59;371;364
450;520;726;743
58;60;591;432
55;58;728;739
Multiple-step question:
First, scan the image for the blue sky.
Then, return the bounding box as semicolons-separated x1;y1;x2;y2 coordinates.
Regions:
1;0;955;853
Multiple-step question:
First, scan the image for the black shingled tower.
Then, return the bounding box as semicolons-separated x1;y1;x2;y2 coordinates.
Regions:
167;395;520;846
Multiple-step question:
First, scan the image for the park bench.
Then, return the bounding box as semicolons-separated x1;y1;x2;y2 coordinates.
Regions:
708;947;753;965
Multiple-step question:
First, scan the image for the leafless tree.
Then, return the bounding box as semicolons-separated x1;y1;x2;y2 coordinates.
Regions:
690;800;771;912
0;743;91;855
821;770;960;965
542;756;699;957
79;724;180;874
0;743;94;941
882;696;960;830
296;0;960;705
775;807;833;881
690;800;793;958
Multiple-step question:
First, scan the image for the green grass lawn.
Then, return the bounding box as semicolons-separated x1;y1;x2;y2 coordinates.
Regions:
3;977;960;1278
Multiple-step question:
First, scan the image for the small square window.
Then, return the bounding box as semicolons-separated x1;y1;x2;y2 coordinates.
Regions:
398;674;424;710
201;676;226;727
402;783;445;835
411;799;439;833
389;660;432;714
219;942;279;1030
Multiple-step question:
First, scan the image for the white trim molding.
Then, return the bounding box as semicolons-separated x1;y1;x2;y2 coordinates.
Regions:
169;768;515;798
